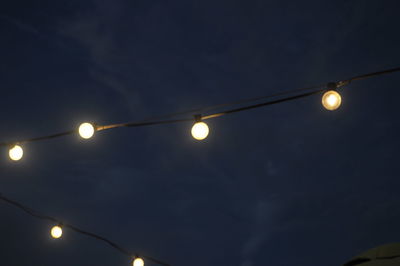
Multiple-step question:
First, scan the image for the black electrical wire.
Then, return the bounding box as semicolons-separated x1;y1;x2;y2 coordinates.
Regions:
128;83;327;121
104;66;400;124
346;66;400;83
0;193;171;266
202;89;324;120
1;66;400;147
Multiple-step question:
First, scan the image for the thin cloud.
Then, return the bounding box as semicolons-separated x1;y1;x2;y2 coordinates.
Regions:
57;2;146;117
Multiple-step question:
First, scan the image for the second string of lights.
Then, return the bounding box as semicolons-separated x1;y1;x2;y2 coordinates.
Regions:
49;224;145;266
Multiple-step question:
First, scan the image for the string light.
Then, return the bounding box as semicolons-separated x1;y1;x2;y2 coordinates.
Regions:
322;82;342;111
78;122;95;139
0;193;170;266
0;66;399;159
191;115;209;140
51;225;63;239
322;90;342;110
8;144;23;161
133;257;145;266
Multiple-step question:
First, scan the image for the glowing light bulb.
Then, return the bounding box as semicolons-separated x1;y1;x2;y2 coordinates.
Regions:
322;90;342;111
9;145;23;161
51;225;63;239
133;257;144;266
191;122;209;140
78;122;95;139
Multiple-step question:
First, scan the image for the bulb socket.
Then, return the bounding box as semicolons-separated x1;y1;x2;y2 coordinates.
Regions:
327;82;338;90
194;114;202;122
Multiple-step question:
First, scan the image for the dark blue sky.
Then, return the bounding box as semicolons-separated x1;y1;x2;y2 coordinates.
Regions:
1;1;400;266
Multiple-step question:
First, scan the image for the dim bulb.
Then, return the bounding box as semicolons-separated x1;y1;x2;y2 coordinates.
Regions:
191;121;209;140
51;225;63;239
133;257;144;266
9;145;23;161
78;122;95;139
322;90;341;111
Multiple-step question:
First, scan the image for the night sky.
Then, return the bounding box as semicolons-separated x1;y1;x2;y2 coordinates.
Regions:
1;1;400;266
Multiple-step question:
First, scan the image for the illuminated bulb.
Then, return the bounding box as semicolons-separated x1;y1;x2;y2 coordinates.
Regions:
322;90;342;111
191;122;209;140
78;122;95;139
133;257;144;266
9;145;23;161
51;225;63;239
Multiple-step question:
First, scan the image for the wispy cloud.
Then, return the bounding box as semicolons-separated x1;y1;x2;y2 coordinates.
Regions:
57;1;145;117
241;200;278;264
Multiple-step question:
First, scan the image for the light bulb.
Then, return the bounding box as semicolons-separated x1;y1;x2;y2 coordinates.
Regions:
9;145;23;161
322;90;341;111
133;257;144;266
191;122;209;140
78;122;95;139
51;225;63;239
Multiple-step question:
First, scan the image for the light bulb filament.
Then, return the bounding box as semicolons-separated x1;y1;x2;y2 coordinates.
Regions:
78;122;96;139
322;90;342;111
133;257;144;266
51;225;63;239
191;121;209;140
9;144;23;161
